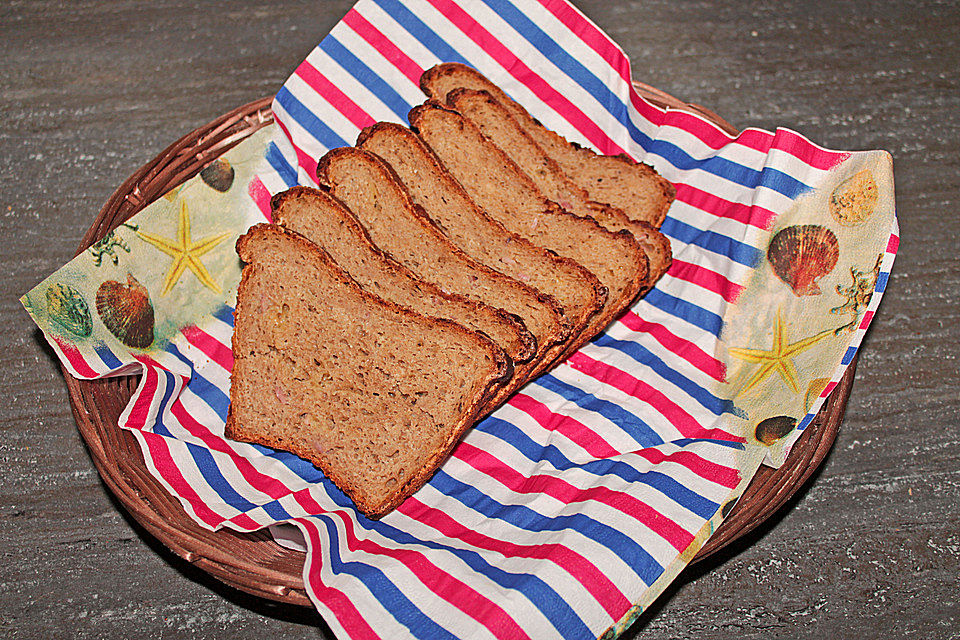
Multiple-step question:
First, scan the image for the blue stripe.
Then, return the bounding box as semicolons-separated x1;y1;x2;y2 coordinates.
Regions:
875;270;889;293
591;335;736;416
797;414;814;431
477;416;720;519
671;438;745;451
319;35;412;120
266;141;298;188
643;289;723;336
661;217;763;267
93;343;122;370
164;343;230;422
841;345;857;365
479;0;813;198
536;373;663;448
371;0;468;68
319;492;591;639
275;86;350;152
212;304;234;327
433;469;663;586
316;516;462;640
150;368;259;513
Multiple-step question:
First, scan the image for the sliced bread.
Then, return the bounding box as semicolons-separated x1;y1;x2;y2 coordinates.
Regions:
420;62;675;228
446;88;673;284
317;147;568;365
227;223;508;518
272;186;533;365
355;122;606;350
408;101;649;359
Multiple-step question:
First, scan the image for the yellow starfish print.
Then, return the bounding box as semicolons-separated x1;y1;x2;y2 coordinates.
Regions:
136;201;230;295
729;308;836;395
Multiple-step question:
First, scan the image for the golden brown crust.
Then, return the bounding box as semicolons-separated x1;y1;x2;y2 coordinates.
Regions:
422;62;676;229
408;100;650;378
228;223;509;518
317;146;567;362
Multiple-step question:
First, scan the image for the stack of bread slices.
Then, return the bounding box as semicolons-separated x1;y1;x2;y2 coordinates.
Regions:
226;63;675;518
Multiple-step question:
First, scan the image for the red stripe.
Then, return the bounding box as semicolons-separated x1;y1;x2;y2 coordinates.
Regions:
507;393;619;458
536;0;630;80
225;511;263;531
674;183;778;229
567;352;738;442
274;116;320;182
294;60;377;131
168;402;296;500
454;442;694;551
327;508;530;640
426;0;625;155
857;309;875;331
298;518;381;640
248;176;272;221
124;355;160;429
180;325;234;372
886;233;900;254
629;447;741;489
400;496;631;619
126;365;225;527
51;337;100;378
344;10;424;86
667;259;743;304
617;311;726;381
820;380;838;399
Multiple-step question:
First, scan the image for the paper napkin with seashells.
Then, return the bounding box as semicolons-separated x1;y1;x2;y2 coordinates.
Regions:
21;127;274;379
719;152;897;466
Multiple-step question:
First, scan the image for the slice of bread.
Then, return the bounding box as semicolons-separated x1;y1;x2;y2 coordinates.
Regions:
421;62;675;228
317;147;568;365
408;101;649;360
272;186;533;366
227;224;508;518
446;88;673;284
355;122;606;352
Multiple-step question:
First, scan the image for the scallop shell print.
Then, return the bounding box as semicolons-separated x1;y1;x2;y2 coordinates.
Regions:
755;415;798;445
96;274;155;349
829;169;878;226
200;158;234;192
46;283;93;338
767;225;840;296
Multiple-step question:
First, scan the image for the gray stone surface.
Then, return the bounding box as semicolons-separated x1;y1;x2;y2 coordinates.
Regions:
1;1;957;638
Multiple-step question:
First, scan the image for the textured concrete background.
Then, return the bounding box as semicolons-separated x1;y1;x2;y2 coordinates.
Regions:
1;1;957;638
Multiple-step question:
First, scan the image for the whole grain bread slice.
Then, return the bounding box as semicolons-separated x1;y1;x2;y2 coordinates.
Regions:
355;121;606;350
317;147;568;366
421;62;675;228
227;224;508;518
408;101;649;360
272;186;533;366
446;88;673;285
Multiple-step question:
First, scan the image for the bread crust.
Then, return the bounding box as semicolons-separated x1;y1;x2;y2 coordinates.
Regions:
272;185;534;366
227;223;509;518
421;62;676;229
408;101;650;368
317;147;568;361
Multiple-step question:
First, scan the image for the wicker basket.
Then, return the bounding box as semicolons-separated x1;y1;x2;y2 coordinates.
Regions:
63;90;854;608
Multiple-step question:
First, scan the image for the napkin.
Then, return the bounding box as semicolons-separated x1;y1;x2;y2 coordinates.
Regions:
21;0;898;637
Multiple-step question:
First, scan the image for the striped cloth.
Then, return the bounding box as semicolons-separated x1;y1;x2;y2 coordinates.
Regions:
44;0;899;638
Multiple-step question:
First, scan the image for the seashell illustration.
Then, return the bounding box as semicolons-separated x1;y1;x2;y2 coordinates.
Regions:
96;274;155;349
755;415;797;445
46;283;93;338
200;158;235;192
829;169;878;226
767;225;839;296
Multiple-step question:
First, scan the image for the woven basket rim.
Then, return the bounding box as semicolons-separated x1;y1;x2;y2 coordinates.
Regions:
62;88;852;609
